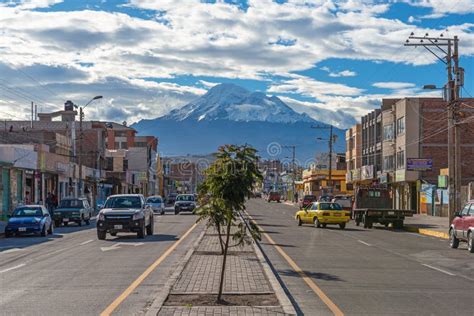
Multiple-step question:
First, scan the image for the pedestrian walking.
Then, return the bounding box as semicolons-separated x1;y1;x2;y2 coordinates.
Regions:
46;192;53;212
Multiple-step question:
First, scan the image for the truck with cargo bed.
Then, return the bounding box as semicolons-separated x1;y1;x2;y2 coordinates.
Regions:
352;187;414;229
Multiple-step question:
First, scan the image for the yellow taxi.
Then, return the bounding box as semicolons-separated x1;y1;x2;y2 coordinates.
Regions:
295;202;350;229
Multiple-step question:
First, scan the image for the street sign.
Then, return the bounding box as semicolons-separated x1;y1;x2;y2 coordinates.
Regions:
407;158;433;171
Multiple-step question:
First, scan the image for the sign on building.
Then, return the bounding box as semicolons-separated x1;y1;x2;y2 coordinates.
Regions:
406;158;433;171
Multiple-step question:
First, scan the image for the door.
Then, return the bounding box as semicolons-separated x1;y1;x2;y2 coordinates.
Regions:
463;203;474;239
304;203;317;223
458;204;470;238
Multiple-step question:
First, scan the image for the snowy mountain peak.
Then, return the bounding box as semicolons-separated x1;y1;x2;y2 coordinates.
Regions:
163;83;316;124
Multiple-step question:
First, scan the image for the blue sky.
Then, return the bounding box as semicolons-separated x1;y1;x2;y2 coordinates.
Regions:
0;0;473;128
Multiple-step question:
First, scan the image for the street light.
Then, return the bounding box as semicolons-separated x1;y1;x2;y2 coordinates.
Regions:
77;96;103;197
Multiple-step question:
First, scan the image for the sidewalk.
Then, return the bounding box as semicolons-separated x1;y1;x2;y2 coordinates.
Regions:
148;223;296;316
404;214;450;239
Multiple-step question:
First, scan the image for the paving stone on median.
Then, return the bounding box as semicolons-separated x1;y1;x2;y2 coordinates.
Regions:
158;306;285;316
197;235;254;253
172;253;272;294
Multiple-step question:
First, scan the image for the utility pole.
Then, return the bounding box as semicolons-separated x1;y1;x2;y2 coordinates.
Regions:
312;124;335;192
282;145;296;201
405;33;464;223
79;106;84;197
31;101;34;129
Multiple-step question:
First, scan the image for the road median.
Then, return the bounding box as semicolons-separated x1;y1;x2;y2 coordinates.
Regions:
147;220;296;316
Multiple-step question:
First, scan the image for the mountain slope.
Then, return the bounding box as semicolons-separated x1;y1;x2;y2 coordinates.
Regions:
132;83;345;162
163;83;314;123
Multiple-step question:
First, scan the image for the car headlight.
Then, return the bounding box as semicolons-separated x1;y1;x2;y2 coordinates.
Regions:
132;212;144;221
98;213;105;221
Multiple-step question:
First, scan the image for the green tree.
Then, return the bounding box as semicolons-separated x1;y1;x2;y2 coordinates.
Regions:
196;144;262;302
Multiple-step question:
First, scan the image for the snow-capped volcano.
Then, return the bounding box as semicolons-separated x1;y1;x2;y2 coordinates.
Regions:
163;83;315;123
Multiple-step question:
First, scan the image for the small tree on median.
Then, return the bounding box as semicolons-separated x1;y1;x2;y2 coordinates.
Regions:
196;144;262;302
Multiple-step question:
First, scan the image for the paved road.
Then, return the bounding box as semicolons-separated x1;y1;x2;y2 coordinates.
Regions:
0;212;201;316
246;199;474;316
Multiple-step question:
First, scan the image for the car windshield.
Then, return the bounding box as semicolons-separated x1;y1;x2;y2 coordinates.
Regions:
105;196;142;209
304;195;316;200
319;203;343;210
59;199;84;208
147;197;162;203
176;195;195;201
12;207;43;217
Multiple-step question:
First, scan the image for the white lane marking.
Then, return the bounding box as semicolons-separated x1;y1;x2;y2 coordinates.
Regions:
422;264;456;276
358;240;372;246
0;263;26;274
100;242;144;252
80;240;93;246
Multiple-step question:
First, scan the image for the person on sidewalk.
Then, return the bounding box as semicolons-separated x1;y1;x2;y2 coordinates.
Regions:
294;192;299;203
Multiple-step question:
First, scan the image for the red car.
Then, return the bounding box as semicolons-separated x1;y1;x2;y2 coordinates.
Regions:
299;195;317;209
449;200;474;253
267;192;281;203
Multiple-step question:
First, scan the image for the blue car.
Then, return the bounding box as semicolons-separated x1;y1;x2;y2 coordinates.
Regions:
5;205;54;237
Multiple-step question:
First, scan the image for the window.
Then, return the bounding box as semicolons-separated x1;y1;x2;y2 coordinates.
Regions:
115;131;128;137
106;157;113;170
121;142;128;149
396;117;405;136
123;159;128;171
461;204;470;216
383;155;394;171
396;150;405;169
114;142;120;149
383;124;394;141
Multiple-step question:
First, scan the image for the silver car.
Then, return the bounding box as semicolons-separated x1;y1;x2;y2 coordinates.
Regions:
146;196;165;215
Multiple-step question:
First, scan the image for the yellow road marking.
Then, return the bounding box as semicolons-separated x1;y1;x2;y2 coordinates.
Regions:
100;223;198;316
245;211;344;316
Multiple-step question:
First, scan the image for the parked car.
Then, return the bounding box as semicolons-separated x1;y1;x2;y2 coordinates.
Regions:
295;202;350;229
267;191;281;203
254;191;262;198
5;205;54;237
449;200;474;253
299;194;317;209
146;195;165;215
53;197;93;227
96;194;154;240
332;195;353;217
174;194;196;214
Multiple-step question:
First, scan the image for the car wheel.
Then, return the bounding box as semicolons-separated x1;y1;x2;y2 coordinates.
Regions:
174;209;179;215
296;216;302;226
146;217;154;236
161;210;165;215
40;225;47;237
467;231;473;253
321;223;327;228
78;217;83;227
137;222;146;239
97;230;106;240
449;228;459;249
110;232;117;237
5;231;11;238
339;223;346;230
314;217;321;228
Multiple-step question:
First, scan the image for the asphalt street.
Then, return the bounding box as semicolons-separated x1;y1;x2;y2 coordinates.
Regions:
0;210;201;316
246;198;474;316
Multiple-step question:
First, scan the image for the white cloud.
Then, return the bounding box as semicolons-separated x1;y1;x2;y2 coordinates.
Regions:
330;70;357;77
403;0;474;17
372;82;417;89
199;80;220;88
1;0;63;9
268;75;363;98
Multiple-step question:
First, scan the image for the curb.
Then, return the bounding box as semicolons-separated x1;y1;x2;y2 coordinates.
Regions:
250;232;297;315
240;213;297;315
404;225;449;239
145;226;206;316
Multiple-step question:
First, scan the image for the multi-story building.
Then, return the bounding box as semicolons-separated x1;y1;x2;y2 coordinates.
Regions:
380;97;474;214
361;109;382;185
345;124;362;187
